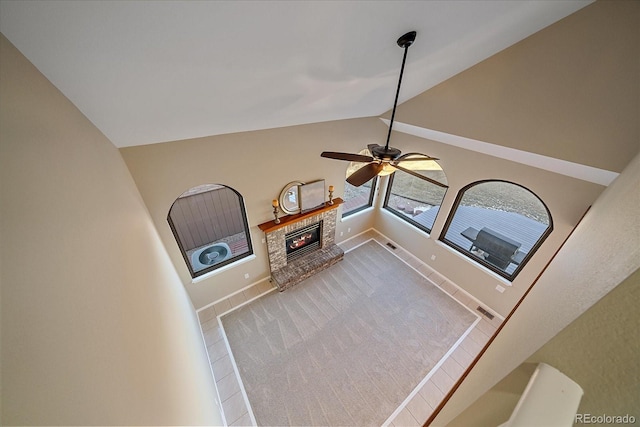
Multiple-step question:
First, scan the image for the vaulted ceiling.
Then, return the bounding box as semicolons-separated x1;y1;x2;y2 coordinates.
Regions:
0;1;592;148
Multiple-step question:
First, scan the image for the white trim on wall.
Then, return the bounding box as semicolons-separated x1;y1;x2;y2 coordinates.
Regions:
382;119;619;186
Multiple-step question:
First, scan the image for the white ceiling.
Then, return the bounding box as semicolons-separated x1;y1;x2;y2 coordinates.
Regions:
0;1;591;148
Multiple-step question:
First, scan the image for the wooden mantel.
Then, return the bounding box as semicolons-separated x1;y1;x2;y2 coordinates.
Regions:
258;198;343;234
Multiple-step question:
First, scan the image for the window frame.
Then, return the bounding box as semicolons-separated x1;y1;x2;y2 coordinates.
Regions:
167;184;254;279
341;176;378;218
439;179;553;281
382;154;448;234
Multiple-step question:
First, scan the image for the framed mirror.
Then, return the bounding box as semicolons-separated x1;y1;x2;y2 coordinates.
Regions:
279;181;304;215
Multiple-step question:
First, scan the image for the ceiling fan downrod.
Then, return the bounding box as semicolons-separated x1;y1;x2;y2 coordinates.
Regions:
382;30;416;155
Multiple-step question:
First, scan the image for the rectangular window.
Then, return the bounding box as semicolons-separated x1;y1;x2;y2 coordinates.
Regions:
342;178;377;217
383;165;447;233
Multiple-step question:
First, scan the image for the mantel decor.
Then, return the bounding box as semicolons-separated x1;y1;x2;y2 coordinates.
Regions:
278;181;304;215
258;198;343;234
271;198;280;224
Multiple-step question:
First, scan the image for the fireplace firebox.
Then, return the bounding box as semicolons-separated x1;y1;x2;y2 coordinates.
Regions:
285;222;322;261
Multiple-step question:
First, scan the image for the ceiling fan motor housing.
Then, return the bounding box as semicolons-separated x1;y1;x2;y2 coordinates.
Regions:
372;145;402;161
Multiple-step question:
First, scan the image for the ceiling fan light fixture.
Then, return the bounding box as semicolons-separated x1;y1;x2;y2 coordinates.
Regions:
378;163;397;176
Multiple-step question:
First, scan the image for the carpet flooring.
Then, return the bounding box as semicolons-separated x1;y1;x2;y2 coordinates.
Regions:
220;240;477;426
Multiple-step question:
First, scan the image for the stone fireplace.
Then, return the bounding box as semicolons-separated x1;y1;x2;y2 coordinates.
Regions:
258;199;344;291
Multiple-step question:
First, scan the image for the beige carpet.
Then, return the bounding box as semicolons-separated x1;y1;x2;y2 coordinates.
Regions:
221;240;476;426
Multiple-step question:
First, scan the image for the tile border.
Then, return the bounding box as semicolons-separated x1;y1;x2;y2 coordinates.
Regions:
196;228;503;426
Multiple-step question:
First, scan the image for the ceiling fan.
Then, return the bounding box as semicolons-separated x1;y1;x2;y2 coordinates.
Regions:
321;31;440;187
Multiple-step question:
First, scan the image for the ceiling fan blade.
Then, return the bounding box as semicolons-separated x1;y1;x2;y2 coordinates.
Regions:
394;156;439;162
393;164;448;188
347;163;383;187
321;151;374;162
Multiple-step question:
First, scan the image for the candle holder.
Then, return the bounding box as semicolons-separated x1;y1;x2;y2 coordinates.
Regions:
328;186;334;205
272;199;281;224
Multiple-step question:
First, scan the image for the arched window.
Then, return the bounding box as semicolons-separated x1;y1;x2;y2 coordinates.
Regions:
440;180;552;281
342;148;378;217
383;154;448;233
168;184;253;278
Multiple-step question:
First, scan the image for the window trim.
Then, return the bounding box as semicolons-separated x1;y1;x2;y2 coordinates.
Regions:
382;155;448;234
439;179;553;281
383;184;439;234
167;184;254;279
191;253;257;284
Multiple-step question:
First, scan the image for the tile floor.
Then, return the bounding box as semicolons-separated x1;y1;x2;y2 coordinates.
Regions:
197;229;503;426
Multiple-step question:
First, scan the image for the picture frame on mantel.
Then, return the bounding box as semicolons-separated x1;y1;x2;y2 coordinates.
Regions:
300;180;325;214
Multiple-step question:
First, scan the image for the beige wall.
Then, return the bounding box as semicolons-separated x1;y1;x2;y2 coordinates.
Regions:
0;35;222;425
528;267;640;419
433;148;640;425
425;3;640;422
376;1;640;315
373;130;603;316
448;268;640;426
376;0;639;316
2;0;636;424
121;118;381;309
121;114;602;316
120;2;639;318
392;0;639;173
